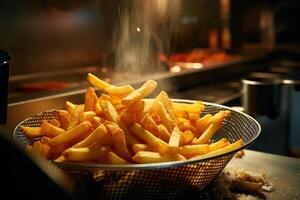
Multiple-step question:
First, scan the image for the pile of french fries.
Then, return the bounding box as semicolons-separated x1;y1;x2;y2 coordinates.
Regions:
22;73;243;164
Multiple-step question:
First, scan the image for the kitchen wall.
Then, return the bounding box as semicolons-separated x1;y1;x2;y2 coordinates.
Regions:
1;0;300;75
0;0;220;76
0;1;114;75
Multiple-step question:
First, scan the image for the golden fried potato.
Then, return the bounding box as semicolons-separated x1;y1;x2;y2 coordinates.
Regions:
209;138;229;152
99;99;119;123
157;124;171;142
57;110;71;129
105;121;131;160
133;151;186;164
168;126;182;148
49;121;93;146
84;87;98;112
68;105;84;129
132;143;150;154
63;146;109;162
40;120;65;138
27;141;50;158
23;73;241;165
72;124;111;148
122;80;157;106
130;123;170;154
21;126;41;138
191;139;243;160
88;73;134;97
106;151;129;164
178;144;209;158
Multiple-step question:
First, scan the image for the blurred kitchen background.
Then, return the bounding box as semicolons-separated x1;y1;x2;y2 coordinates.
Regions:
1;0;300;157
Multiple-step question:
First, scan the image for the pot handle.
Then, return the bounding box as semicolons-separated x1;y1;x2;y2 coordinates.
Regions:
0;50;10;124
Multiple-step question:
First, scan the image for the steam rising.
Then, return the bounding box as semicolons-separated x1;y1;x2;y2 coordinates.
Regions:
114;0;180;77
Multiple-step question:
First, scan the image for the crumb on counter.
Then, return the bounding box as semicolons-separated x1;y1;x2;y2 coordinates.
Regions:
235;150;245;158
213;168;275;200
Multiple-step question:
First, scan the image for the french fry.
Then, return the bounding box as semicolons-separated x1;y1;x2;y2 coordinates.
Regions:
63;146;109;162
141;113;158;135
177;117;191;131
181;130;194;145
105;85;135;98
48;143;70;159
94;103;103;116
87;73;110;89
57;109;70;120
130;123;170;154
88;73;134;97
168;126;182;148
194;114;213;137
68;104;84;129
91;116;102;128
40;120;65;137
173;109;189;119
210;110;231;124
133;151;186;164
134;100;155;123
118;121;140;146
39;136;51;144
105;122;131;160
178;144;209;158
21;126;41;138
189;113;200;123
157;124;171;142
66;101;76;115
99;94;125;112
154;91;173;114
84;87;98;112
99;99;119;123
152;101;174;132
48;119;61;127
143;99;154;113
152;91;176;122
191;139;243;160
127;100;145;113
194;122;222;144
80;111;96;122
119;111;135;126
135;112;146;124
106;151;129;164
209;138;229;152
57;110;71;129
27;141;50;158
72;124;111;148
194;111;231;144
54;156;66;163
172;101;204;115
122;80;157;107
132;144;150;154
100;93;121;105
49;121;93;146
24;73;242;165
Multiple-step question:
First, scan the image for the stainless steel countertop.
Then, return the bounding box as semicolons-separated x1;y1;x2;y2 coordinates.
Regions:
225;149;300;199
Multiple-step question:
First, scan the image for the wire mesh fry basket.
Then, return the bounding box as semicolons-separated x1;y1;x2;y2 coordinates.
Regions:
13;100;261;200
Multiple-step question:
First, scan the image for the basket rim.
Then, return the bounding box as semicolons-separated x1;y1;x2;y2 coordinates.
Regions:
13;99;261;170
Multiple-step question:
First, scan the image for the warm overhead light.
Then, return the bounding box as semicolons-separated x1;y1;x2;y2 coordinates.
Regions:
170;65;181;73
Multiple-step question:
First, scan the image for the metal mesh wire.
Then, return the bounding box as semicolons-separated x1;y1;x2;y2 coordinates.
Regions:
13;101;260;200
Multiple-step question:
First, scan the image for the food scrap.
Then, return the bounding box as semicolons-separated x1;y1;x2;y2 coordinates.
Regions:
213;169;275;200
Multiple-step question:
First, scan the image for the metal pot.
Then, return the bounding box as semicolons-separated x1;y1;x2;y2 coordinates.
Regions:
242;71;300;154
242;74;282;119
